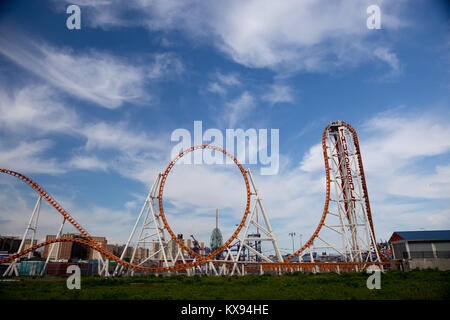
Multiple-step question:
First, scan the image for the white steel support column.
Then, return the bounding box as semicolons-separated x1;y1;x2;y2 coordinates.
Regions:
327;138;354;262
230;169;282;275
113;176;159;276
40;217;66;276
27;196;42;259
114;173;172;277
3;195;42;277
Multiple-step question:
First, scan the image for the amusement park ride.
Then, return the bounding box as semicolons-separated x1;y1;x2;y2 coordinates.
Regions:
0;121;401;277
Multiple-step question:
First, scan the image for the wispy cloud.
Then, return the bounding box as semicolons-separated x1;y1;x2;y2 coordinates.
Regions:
147;53;184;80
372;47;402;79
0;140;65;174
0;85;78;136
82;122;166;155
0;84;167;175
67;0;407;75
67;155;109;171
207;72;241;96
223;91;255;127
207;82;227;95
262;84;294;105
0;31;183;109
215;72;240;86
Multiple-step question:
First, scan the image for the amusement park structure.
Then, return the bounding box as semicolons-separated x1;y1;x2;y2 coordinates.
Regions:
0;121;401;277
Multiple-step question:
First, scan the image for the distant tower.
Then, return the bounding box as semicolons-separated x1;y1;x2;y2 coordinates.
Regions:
210;209;223;256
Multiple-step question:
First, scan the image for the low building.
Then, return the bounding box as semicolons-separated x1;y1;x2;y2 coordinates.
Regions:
105;244;148;263
0;236;38;254
106;244;133;260
134;246;149;262
389;230;450;271
89;236;107;260
42;234;108;261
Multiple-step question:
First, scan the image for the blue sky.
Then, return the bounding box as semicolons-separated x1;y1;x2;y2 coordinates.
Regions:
0;0;449;256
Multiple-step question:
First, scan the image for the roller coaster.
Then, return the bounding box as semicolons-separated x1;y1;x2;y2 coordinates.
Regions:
0;121;401;276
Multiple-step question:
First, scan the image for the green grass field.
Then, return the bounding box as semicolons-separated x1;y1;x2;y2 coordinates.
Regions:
0;269;449;300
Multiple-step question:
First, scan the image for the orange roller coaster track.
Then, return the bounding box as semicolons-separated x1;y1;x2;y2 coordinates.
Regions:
0;145;252;273
0;121;385;272
157;144;251;261
284;121;384;262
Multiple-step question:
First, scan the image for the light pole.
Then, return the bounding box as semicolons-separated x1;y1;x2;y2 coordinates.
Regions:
289;232;296;254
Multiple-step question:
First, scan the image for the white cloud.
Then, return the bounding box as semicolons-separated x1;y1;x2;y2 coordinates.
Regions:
373;47;402;78
206;72;241;96
262;84;294;105
361;112;450;170
163;164;245;217
223;91;255;127
360;111;450;200
299;143;323;173
385;165;450;199
0;86;78;136
0;32;183;109
67;155;109;171
209;0;405;72
207;82;227;95
0;36;143;108
68;0;407;74
82;122;166;155
299;111;450;201
74;205;138;244
215;72;240;86
0;85;77;174
0;84;167;175
147;53;184;79
0;140;65;175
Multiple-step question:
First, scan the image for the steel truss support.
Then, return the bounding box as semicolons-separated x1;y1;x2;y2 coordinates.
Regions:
113;173;173;276
40;216;66;276
3;195;42;277
219;169;282;276
307;121;380;263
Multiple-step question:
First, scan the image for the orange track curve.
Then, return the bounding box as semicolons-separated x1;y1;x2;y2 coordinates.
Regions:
284;121;384;262
0;122;384;270
157;144;251;261
0;144;252;272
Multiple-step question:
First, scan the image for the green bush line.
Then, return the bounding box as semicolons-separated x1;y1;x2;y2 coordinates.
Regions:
0;269;449;300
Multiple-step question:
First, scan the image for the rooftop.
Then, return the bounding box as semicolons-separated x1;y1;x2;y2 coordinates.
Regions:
389;230;450;242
